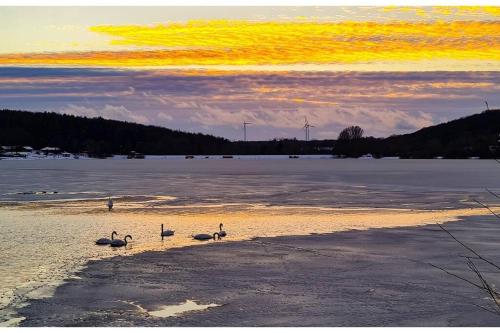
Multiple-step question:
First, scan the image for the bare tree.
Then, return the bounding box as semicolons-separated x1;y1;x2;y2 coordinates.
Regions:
433;168;500;315
338;126;364;141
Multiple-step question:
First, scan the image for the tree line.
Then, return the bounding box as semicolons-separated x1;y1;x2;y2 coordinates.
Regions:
334;110;500;159
0;110;332;156
1;109;499;158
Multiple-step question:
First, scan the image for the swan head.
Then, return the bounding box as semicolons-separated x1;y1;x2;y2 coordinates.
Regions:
219;223;224;230
124;235;132;244
111;231;118;240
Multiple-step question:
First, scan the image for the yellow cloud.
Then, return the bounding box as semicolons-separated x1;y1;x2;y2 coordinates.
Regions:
0;19;498;68
453;6;500;17
90;20;499;47
383;6;500;18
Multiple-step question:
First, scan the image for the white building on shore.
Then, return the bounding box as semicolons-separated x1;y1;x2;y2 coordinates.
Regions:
40;147;62;155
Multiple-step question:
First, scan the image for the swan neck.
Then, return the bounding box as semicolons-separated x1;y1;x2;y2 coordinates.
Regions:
124;235;132;245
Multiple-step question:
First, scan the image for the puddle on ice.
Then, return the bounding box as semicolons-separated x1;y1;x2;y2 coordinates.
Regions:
121;299;221;318
148;300;221;318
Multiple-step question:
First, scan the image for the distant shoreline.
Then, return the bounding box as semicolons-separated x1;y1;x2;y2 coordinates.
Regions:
0;154;333;161
0;154;496;161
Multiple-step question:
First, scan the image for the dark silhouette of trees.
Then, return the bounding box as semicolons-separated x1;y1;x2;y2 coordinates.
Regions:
338;126;364;141
335;126;365;157
0;109;233;156
333;109;500;158
1;108;499;158
0;110;332;155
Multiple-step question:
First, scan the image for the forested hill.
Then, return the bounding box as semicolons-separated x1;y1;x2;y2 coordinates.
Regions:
1;109;499;158
0;109;234;155
335;109;500;158
0;109;331;155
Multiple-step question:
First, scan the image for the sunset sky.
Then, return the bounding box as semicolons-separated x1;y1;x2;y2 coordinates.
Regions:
0;6;498;140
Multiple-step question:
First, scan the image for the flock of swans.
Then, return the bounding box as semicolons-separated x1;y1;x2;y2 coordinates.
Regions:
95;231;133;247
95;222;228;248
96;198;228;247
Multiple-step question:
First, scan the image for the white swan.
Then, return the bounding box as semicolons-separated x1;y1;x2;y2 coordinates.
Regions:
218;223;227;237
161;224;175;239
193;232;220;241
107;197;113;211
96;231;118;245
110;235;132;247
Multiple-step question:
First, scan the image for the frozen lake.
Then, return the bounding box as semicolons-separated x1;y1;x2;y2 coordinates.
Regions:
1;158;499;207
0;158;499;325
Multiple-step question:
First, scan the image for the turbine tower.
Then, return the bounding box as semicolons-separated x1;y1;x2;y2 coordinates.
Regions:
485;100;490;111
303;117;314;141
243;121;252;142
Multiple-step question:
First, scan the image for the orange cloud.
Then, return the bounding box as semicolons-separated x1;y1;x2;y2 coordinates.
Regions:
0;20;498;68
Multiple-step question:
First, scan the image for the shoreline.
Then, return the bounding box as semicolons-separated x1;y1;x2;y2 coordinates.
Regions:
0;154;335;161
2;154;499;161
18;214;500;326
2;202;495;327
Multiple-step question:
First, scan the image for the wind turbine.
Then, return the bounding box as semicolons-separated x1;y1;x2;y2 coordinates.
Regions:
303;117;314;141
485;100;490;111
243;121;252;142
